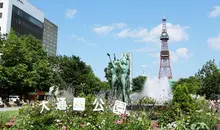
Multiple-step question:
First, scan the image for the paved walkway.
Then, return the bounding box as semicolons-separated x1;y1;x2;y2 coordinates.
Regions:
0;107;21;112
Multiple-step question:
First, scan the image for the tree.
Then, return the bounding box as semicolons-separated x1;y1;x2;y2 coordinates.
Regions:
195;59;220;99
172;76;200;94
172;85;195;113
132;76;147;92
0;30;53;95
0;34;6;85
49;55;109;96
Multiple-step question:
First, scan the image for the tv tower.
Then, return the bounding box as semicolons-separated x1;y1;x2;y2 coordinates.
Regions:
158;18;172;79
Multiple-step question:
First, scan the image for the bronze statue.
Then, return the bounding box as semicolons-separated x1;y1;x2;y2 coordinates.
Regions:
105;53;131;103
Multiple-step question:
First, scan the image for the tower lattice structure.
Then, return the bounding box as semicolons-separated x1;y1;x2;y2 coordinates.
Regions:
158;18;172;79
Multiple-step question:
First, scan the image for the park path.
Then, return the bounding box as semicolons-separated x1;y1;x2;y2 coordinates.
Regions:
0;107;21;112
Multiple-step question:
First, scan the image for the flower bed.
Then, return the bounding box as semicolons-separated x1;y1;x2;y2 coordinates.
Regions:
0;93;219;129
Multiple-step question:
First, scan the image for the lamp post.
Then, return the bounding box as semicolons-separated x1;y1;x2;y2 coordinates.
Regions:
80;83;86;93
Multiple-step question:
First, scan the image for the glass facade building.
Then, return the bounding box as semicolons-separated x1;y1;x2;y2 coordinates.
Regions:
11;5;44;40
0;0;58;56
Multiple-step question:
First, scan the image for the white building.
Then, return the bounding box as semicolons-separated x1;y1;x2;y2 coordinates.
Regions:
0;0;44;35
0;0;57;55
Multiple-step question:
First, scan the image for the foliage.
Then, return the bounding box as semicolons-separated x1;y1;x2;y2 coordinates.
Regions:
132;76;147;92
195;59;220;99
48;55;109;96
160;110;218;130
0;30;109;96
172;85;195;114
135;96;156;104
158;85;195;124
0;30;54;94
173;76;200;94
6;95;151;130
190;122;210;130
192;95;210;111
173;59;220;100
0;111;18;129
159;87;219;129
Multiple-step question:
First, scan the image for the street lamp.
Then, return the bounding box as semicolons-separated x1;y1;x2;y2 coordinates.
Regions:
80;83;86;93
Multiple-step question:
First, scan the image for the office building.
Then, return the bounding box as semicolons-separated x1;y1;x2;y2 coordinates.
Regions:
43;18;58;56
0;0;57;56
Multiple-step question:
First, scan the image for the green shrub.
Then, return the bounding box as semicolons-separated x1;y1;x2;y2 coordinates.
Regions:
159;84;195;125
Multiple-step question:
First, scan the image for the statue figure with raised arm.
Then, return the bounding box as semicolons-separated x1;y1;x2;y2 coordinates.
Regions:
119;53;131;103
105;53;119;100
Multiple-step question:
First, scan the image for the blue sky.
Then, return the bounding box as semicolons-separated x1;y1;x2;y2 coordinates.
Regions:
29;0;220;81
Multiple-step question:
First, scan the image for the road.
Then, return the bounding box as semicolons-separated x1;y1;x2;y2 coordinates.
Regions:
0;107;21;112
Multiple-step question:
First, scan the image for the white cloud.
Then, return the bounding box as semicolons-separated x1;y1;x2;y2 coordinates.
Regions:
65;9;77;19
93;23;127;35
209;6;220;18
93;26;114;35
117;23;189;43
170;51;179;62
136;47;157;52
118;28;148;38
72;34;96;46
207;34;220;50
176;48;189;59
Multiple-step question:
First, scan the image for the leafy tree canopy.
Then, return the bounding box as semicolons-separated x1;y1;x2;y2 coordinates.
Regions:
195;59;220;99
49;55;109;96
0;30;53;94
132;76;147;92
172;76;200;94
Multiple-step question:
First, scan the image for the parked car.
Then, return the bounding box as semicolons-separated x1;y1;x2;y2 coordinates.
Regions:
9;95;20;102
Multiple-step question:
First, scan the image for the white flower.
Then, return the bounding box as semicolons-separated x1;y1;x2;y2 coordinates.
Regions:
138;117;142;121
55;119;60;122
101;120;105;125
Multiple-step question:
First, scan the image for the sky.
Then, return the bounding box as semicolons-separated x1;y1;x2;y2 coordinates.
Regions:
29;0;220;81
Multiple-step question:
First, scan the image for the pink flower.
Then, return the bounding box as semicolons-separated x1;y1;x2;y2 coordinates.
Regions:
6;122;14;127
55;123;59;126
62;126;66;130
216;124;220;127
10;119;15;122
121;113;128;117
115;120;122;124
80;124;86;127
